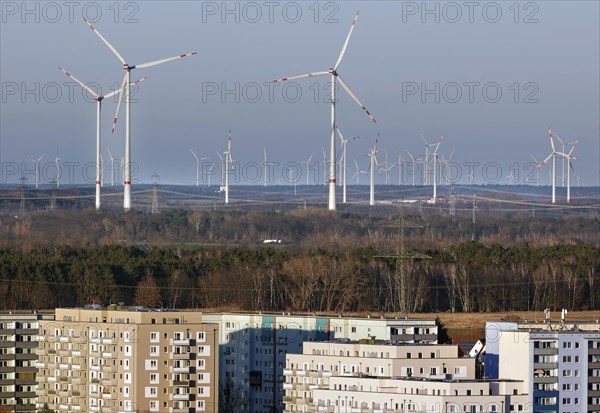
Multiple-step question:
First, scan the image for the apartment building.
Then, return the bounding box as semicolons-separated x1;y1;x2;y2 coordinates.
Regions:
35;307;218;413
284;341;527;413
485;319;600;413
0;313;53;412
202;312;438;413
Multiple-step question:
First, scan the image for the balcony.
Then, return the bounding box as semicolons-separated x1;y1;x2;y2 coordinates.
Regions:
102;392;114;399
35;348;46;356
170;380;190;387
169;408;189;413
533;376;558;384
170;366;194;374
102;351;115;358
534;347;559;356
534;362;558;369
169;393;191;401
170;352;195;360
171;338;196;346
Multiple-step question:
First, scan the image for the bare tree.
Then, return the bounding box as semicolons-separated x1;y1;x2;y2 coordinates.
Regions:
135;270;162;308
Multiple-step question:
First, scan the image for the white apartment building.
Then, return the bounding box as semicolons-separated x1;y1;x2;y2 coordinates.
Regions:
485;319;600;413
284;341;527;413
202;312;438;413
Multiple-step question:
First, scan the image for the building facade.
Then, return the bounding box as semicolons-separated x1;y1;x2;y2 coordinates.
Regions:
0;313;53;412
485;320;600;413
283;341;527;413
35;307;218;413
202;312;438;413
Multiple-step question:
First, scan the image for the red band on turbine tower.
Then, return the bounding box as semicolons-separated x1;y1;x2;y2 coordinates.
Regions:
124;181;131;185
329;179;336;183
96;181;101;184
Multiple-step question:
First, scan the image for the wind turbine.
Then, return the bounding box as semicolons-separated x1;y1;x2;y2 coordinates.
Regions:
557;140;579;203
190;149;201;187
368;135;380;206
431;140;442;204
263;148;275;187
55;151;61;189
57;67;146;210
83;17;196;211
352;160;367;185
216;151;225;189
29;155;43;189
407;152;417;186
529;154;540;186
107;148;116;186
536;128;558;204
335;126;359;204
420;134;443;185
223;130;234;204
505;171;516;185
553;132;567;187
468;169;475;186
273;10;376;211
302;154;313;186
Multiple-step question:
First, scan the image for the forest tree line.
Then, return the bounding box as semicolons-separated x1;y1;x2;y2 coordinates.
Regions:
0;237;598;313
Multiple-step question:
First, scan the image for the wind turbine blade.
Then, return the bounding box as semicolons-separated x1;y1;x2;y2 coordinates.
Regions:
83;17;126;65
307;155;313;163
272;71;329;83
104;75;148;99
216;151;223;162
333;10;360;71
58;67;99;98
335;125;346;143
419;134;429;145
553;132;564;145
190;149;199;160
538;153;553;167
135;52;197;69
529;154;538;163
337;75;376;123
111;73;128;134
549;128;555;152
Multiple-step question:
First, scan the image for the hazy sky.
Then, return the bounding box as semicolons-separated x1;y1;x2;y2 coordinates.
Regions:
1;1;598;186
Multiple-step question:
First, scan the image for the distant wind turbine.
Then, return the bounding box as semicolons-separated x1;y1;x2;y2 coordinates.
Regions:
29;155;43;190
58;67;146;210
273;10;376;210
83;17;196;211
536;128;558;204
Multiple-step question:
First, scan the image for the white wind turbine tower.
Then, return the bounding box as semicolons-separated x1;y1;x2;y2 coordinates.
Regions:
335;126;359;204
302;154;313;185
29;155;43;189
407;152;417;186
55;152;61;188
468;169;475;186
557;139;579;203
57;67;146;210
368;135;380;206
273;10;376;211
223;130;234;204
107;148;116;186
190;149;202;187
83;17;196;211
431;140;442;204
263;148;275;187
536;128;558;204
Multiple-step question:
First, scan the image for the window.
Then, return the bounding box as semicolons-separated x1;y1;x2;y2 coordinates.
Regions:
562;370;572;377
351;327;356;333
563;342;572;349
150;332;159;343
197;332;206;342
150;373;159;384
150;346;158;356
563;356;572;363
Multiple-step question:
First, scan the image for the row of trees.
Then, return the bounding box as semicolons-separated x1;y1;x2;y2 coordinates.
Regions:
1;240;598;313
2;208;599;247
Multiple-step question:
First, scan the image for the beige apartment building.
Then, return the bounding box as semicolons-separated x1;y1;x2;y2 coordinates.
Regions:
284;341;527;413
35;307;218;413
